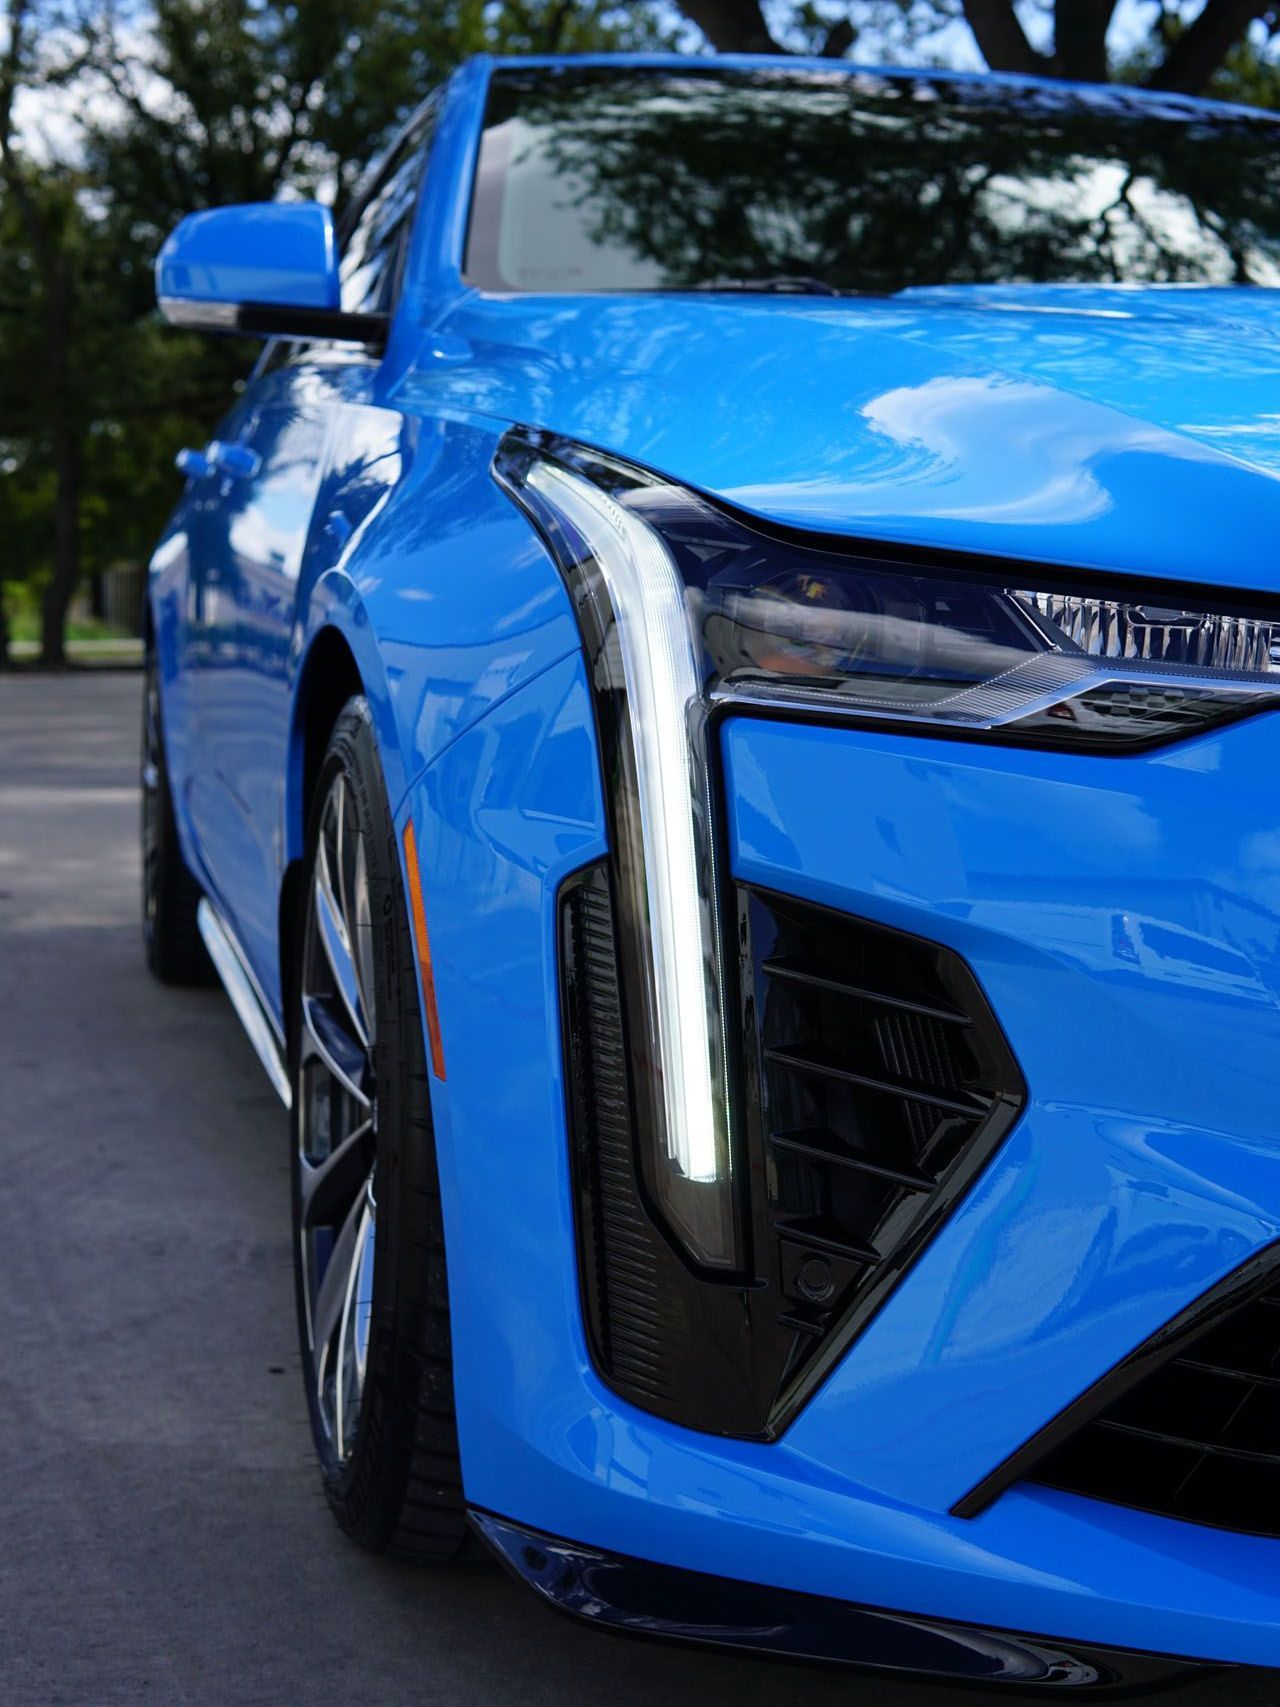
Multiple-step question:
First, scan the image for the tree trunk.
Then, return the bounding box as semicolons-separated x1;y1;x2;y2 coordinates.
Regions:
41;421;81;667
675;0;781;54
1149;0;1274;93
960;0;1047;76
1052;0;1118;83
39;271;79;668
41;440;81;668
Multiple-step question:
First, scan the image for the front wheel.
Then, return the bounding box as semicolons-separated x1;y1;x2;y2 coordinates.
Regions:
290;699;472;1561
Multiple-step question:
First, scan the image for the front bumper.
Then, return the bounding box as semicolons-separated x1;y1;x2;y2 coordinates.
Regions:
406;650;1280;1671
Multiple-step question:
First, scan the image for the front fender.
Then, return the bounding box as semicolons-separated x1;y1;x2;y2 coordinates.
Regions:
286;407;582;870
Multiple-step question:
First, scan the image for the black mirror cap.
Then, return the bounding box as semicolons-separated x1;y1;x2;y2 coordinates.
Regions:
158;295;388;348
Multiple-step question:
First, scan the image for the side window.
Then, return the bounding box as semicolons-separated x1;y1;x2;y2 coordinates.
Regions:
339;100;438;316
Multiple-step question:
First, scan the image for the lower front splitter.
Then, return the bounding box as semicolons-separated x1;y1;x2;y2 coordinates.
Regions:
469;1508;1231;1694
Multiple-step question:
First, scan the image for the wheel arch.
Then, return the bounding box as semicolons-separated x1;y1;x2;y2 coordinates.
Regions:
278;622;367;1037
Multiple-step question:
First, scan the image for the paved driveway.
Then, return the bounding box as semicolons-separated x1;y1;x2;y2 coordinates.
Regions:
0;670;1268;1705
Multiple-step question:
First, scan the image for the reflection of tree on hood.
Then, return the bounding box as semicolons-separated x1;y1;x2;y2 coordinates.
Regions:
488;69;1280;291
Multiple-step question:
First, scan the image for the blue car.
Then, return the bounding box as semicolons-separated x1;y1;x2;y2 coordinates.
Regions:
144;51;1280;1690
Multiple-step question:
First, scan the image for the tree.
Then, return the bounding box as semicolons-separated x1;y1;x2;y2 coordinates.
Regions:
0;0;92;667
0;0;675;666
674;1;1280;95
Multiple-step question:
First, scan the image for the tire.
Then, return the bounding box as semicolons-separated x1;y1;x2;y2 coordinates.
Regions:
141;649;214;986
289;698;473;1562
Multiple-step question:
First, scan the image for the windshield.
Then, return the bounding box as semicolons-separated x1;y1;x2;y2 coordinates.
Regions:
464;66;1280;296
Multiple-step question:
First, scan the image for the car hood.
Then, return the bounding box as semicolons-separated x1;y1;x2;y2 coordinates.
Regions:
422;285;1280;590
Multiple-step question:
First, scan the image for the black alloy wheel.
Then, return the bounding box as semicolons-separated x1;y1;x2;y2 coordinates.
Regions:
291;698;474;1561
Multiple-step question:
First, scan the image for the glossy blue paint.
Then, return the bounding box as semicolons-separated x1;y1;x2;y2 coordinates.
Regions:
153;353;577;1005
419;286;1280;590
156;201;339;312
145;51;1280;1674
722;713;1280;1511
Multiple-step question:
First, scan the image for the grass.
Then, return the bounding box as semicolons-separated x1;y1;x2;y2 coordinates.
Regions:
5;600;143;666
8;610;136;646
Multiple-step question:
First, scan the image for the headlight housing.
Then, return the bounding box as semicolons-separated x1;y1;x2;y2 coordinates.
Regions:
495;426;1280;1434
501;430;1280;750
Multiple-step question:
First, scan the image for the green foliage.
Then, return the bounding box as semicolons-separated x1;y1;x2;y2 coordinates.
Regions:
0;0;674;661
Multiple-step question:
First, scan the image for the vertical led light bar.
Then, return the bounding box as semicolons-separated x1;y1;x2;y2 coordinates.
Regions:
519;455;738;1270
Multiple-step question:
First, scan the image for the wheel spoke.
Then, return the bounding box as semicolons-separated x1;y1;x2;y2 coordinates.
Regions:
332;775;355;959
299;1117;374;1230
301;994;370;1107
349;831;376;1043
333;1197;374;1459
314;847;369;1051
312;1185;368;1363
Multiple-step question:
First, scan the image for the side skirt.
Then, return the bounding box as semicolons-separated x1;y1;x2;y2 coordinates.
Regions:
196;899;292;1109
468;1509;1230;1696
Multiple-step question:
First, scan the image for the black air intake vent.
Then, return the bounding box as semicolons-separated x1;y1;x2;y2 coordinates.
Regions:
742;888;1025;1400
1029;1254;1280;1537
560;864;1025;1439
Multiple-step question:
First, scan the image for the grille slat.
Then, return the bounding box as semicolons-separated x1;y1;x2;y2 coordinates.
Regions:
763;1044;991;1117
769;1129;934;1191
775;1218;881;1264
1095;1418;1280;1466
761;958;972;1026
1176;1355;1280;1390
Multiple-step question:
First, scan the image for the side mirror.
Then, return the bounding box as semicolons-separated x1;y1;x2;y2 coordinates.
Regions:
155;202;386;344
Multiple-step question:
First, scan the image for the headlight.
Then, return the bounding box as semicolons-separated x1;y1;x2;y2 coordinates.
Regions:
502;432;1280;749
496;429;1280;1275
712;573;1280;747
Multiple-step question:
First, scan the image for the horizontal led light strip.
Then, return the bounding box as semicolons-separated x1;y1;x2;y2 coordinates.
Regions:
527;461;735;1256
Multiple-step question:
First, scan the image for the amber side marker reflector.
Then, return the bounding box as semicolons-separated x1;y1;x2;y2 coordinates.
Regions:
403;818;446;1081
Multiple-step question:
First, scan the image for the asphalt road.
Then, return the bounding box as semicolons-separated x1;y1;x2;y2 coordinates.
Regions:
0;670;1268;1706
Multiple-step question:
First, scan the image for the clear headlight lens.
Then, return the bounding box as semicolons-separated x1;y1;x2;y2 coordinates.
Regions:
495;428;1280;1271
704;566;1280;745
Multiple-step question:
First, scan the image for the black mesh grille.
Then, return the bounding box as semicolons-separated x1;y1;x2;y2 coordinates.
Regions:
1032;1260;1280;1536
744;888;1025;1400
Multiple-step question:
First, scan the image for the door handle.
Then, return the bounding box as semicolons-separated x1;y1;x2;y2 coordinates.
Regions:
207;439;261;480
175;446;213;481
323;511;354;550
